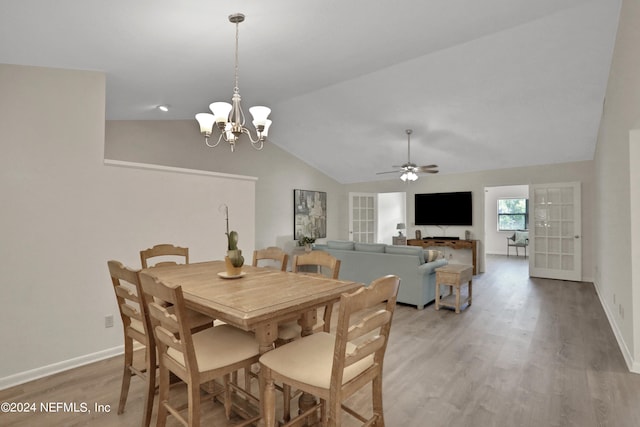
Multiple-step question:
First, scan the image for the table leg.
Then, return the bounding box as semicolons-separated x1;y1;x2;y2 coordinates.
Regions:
455;284;461;314
435;283;440;310
254;323;278;427
468;279;473;306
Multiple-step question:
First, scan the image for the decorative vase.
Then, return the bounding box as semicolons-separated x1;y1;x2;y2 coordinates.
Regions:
304;243;312;252
225;255;242;276
225;249;244;276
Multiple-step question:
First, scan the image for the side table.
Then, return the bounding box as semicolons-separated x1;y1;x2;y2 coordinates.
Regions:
435;264;473;313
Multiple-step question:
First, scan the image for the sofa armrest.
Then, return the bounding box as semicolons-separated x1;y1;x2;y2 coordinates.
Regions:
418;258;448;276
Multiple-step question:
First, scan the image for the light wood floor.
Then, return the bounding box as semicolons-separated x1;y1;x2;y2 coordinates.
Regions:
2;255;640;426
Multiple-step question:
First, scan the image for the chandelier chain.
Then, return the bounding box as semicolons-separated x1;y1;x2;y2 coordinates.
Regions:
234;19;240;94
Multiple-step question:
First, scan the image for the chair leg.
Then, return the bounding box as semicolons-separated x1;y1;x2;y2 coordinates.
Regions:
372;376;385;427
261;367;277;427
223;373;232;419
282;383;291;422
141;346;156;427
156;364;170;427
188;380;201;427
328;396;340;427
118;338;133;415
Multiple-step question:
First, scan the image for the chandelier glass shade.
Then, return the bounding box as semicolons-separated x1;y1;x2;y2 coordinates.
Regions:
195;13;271;151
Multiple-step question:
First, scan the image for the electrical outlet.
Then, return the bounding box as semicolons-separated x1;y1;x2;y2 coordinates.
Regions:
105;314;114;328
613;293;616;304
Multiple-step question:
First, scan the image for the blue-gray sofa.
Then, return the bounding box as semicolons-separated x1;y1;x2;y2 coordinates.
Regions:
313;240;447;309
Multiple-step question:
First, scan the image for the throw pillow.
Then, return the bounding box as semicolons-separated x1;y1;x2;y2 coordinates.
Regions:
515;231;528;245
424;250;442;262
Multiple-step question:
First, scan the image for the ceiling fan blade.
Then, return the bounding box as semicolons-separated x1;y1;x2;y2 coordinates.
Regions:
420;169;439;174
376;170;401;175
418;164;438;169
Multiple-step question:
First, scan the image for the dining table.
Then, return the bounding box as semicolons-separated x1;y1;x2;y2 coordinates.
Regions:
141;259;363;424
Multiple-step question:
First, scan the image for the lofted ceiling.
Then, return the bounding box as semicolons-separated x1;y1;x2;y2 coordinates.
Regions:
0;0;621;183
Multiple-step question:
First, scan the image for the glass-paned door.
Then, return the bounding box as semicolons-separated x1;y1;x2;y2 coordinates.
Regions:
349;193;377;243
529;182;582;281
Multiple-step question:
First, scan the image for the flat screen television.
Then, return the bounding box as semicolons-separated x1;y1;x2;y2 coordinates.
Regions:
415;191;472;226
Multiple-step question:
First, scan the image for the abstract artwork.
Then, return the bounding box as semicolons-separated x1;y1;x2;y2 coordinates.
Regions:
293;189;327;240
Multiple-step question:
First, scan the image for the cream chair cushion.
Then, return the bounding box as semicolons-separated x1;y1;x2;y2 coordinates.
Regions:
167;324;259;372
260;332;373;389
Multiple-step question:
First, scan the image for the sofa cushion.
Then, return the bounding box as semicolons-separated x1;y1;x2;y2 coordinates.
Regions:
355;242;387;253
424;250;443;262
327;240;355;250
385;245;425;264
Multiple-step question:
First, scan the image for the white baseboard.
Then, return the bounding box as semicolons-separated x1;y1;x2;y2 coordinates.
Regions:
593;282;639;374
0;345;124;391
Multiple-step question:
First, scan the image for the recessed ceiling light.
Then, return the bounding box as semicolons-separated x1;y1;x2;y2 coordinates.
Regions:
157;105;169;112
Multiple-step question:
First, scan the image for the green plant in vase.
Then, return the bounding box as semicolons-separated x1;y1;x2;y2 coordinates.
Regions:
220;204;244;274
226;230;244;268
298;235;316;252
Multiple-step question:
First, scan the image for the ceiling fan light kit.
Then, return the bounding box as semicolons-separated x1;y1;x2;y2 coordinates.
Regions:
195;13;272;152
377;129;439;182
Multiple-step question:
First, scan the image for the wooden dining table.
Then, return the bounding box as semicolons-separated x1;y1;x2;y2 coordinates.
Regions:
141;260;363;424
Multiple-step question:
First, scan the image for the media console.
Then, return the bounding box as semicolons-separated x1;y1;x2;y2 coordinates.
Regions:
407;238;479;275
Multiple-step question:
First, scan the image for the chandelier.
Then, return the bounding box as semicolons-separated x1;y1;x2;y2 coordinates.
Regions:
195;13;272;152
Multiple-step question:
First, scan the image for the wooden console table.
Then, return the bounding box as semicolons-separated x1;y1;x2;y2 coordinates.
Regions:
408;238;479;274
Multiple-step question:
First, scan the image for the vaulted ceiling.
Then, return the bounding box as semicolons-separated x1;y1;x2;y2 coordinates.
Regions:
0;0;621;183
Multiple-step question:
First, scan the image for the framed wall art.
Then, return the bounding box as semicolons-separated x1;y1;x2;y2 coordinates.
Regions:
293;189;327;240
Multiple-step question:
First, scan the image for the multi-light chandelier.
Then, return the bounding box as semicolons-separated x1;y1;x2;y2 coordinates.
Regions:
195;13;272;151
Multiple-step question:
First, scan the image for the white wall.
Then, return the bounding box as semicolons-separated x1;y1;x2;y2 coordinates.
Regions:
484;185;529;255
0;64;255;387
594;0;640;372
105;121;344;255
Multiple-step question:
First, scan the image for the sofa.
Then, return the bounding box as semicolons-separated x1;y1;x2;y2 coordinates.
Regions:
312;240;447;309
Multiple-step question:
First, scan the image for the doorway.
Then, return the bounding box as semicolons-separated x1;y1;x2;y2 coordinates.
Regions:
484;182;583;281
348;192;406;244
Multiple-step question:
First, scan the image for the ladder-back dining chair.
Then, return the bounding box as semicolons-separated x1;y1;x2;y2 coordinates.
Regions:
276;250;342;421
139;271;261;427
140;243;189;269
252;246;289;271
260;274;401;426
140;244;214;332
108;260;156;427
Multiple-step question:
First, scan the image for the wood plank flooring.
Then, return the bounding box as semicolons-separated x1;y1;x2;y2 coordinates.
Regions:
2;255;640;426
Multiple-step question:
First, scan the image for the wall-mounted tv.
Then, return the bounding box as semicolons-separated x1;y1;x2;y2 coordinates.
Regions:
415;191;472;226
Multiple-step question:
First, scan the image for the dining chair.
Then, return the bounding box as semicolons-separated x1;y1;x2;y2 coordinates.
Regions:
278;250;341;341
140;244;214;332
260;274;401;427
140;243;189;269
108;260;156;427
292;251;341;333
506;230;529;257
138;271;261;427
273;250;342;421
252;246;289;271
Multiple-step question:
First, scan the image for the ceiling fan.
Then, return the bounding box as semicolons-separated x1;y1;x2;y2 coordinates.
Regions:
376;129;439;181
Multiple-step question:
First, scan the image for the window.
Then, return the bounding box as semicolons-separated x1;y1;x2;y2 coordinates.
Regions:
497;198;528;231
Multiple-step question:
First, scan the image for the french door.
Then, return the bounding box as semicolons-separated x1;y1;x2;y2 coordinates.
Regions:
349;193;377;243
529;182;582;281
